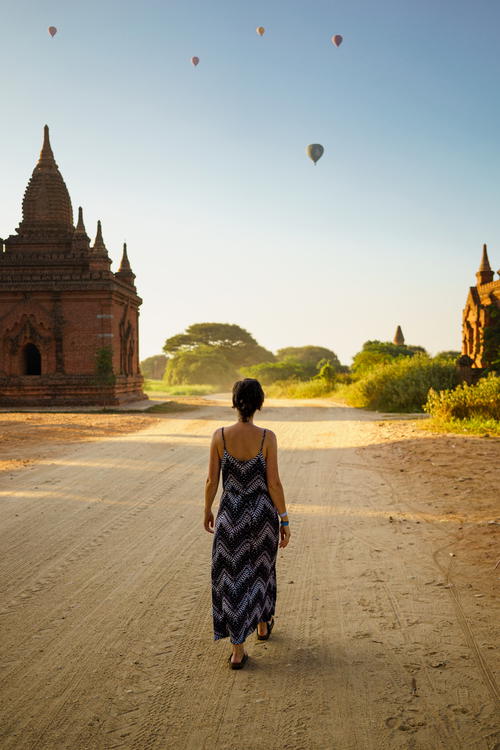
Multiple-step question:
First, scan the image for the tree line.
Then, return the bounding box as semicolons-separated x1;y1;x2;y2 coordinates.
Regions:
140;321;463;388
140;322;346;386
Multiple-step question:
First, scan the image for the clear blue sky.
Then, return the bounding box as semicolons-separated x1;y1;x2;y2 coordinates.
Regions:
1;0;499;364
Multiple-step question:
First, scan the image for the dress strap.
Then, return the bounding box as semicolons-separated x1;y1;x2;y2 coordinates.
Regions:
259;428;267;452
221;427;226;449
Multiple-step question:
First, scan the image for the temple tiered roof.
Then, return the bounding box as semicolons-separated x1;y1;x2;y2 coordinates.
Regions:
17;125;74;238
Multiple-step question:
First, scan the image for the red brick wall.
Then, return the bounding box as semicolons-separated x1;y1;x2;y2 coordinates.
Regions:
0;289;141;378
61;292;112;374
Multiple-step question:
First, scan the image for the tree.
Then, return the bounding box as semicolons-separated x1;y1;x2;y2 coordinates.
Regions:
316;360;337;386
351;340;428;377
164;322;274;368
434;350;461;362
140;354;167;379
276;345;342;375
164;345;236;386
362;340;427;356
240;360;309;385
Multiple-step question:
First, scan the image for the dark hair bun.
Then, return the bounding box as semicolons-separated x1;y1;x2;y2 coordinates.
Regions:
232;378;264;422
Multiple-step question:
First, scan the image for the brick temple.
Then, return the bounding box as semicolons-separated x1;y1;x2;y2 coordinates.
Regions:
462;245;500;368
0;126;145;405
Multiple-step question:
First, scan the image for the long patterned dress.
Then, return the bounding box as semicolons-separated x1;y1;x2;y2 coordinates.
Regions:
212;427;280;644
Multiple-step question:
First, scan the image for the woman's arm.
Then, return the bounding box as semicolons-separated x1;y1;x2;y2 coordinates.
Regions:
265;431;291;548
204;429;222;533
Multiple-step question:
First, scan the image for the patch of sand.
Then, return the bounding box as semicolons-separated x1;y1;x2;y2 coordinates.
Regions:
360;419;499;581
0;413;156;473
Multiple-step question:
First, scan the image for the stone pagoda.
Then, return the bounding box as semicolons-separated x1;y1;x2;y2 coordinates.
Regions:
0;126;145;405
393;325;405;346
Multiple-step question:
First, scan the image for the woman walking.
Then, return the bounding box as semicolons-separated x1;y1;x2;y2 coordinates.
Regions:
204;378;291;669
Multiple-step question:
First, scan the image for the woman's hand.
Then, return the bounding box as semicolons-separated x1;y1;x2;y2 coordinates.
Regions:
204;510;214;533
279;525;291;549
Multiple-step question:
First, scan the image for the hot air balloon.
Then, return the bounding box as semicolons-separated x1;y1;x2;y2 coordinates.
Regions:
306;144;324;165
256;26;265;36
191;56;199;66
332;34;343;47
48;26;57;37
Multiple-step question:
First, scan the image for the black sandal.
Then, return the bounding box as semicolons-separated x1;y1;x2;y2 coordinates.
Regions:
257;617;274;641
228;652;248;670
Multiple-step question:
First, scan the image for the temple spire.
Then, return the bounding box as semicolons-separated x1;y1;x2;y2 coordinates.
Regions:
116;242;136;287
119;242;131;271
74;206;86;235
92;220;107;252
476;244;494;286
38;125;56;168
72;205;91;252
393;325;405;346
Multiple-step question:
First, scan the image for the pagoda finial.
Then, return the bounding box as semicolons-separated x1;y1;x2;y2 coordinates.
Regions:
116;242;136;286
74;206;86;234
38;124;56;167
479;244;492;271
119;242;131;272
93;220;106;251
476;243;494;285
393;325;405;346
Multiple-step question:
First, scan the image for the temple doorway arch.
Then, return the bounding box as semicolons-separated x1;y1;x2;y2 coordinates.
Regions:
23;343;41;375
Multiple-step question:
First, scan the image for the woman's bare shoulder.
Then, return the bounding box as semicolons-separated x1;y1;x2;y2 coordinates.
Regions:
263;428;277;444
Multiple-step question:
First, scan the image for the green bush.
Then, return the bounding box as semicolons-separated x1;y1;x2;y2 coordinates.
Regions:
95;347;115;386
276;346;343;374
335;372;353;385
344;355;458;412
433;350;461;362
351;340;427;377
424;374;500;420
316;360;337;386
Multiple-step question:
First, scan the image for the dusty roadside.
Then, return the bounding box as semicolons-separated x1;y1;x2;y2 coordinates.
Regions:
358;417;499;598
0;412;157;473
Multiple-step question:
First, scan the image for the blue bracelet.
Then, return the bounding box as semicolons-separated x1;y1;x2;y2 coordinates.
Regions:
280;521;289;526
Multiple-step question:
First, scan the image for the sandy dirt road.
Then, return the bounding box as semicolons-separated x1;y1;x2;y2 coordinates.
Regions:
0;398;499;750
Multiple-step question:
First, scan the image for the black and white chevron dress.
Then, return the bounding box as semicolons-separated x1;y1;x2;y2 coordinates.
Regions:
212;427;280;644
